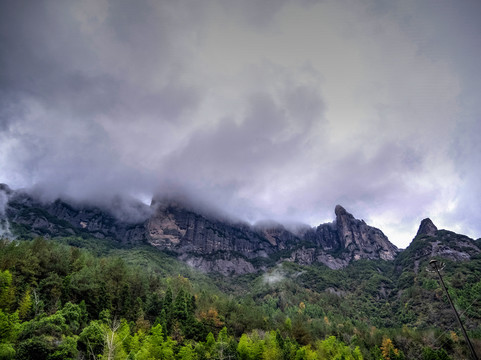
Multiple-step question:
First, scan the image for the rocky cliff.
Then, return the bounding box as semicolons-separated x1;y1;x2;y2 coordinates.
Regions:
396;217;480;273
1;184;400;274
416;218;438;237
302;205;398;264
2;185;148;244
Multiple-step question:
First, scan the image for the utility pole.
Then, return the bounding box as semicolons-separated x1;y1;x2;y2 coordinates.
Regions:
429;259;478;360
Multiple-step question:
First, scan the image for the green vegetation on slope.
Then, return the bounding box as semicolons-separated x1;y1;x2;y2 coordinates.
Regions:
0;236;480;359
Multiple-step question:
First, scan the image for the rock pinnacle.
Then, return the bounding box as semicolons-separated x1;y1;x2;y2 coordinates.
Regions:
416;218;438;237
335;205;347;216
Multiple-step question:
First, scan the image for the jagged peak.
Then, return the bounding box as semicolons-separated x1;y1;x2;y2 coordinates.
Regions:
334;205;347;216
416;218;438;237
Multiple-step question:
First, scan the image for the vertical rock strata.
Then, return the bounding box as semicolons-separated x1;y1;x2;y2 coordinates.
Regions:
145;203;399;271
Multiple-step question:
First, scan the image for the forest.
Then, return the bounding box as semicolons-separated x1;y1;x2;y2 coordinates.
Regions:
1;236;480;359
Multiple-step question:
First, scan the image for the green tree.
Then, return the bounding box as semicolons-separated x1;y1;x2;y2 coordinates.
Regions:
317;336;363;360
422;347;452;360
0;343;16;360
136;324;176;360
174;289;188;322
15;337;51;360
48;336;78;360
18;289;32;320
163;288;173;334
237;331;264;360
295;345;317;360
0;309;19;360
102;319;128;360
78;320;104;359
216;327;236;360
0;270;14;311
146;292;163;322
177;343;197;360
263;330;283;360
59;302;86;334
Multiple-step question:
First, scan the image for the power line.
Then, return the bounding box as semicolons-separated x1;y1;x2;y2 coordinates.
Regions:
429;259;478;360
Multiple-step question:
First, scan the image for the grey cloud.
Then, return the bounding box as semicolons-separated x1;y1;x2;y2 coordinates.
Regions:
144;72;327;222
1;0;480;247
220;0;325;27
220;0;290;28
284;85;325;124
0;0;205;203
0;92;26;132
163;78;324;185
404;0;481;240
0;0;202;117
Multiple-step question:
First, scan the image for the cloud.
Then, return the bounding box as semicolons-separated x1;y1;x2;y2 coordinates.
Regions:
1;0;480;247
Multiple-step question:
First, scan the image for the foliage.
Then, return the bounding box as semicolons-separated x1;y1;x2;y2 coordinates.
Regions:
0;237;480;359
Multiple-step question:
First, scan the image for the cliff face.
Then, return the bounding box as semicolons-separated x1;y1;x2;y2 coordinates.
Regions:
303;205;398;262
1;184;400;274
3;188;148;244
396;218;480;273
144;202;399;271
416;218;438;237
147;202;277;258
145;201;297;274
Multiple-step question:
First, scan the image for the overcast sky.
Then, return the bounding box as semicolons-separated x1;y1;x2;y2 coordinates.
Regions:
1;0;480;248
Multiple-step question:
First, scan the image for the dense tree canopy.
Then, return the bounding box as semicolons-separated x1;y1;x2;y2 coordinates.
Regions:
0;237;480;359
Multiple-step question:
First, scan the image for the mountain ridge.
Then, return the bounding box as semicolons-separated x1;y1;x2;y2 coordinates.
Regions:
2;184;479;275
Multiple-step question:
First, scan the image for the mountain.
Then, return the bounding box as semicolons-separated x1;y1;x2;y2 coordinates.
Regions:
1;184;398;274
1;185;147;244
2;184;481;359
146;201;398;274
396;217;481;272
3;183;480;276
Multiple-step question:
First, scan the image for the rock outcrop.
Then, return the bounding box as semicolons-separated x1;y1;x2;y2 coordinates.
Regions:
2;184;401;274
416;218;438;237
303;205;398;263
3;187;148;244
145;202;399;271
396;218;480;273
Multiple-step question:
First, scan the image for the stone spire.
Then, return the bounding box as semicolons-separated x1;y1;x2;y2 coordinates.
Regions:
416;218;438;237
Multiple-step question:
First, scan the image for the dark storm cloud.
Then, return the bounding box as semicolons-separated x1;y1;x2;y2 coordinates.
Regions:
0;0;202;117
154;69;326;220
1;0;480;246
169;86;323;176
0;0;204;198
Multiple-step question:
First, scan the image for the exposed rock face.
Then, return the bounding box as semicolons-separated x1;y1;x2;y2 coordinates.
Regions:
4;188;148;244
416;218;438;237
147;201;281;258
397;218;480;273
3;184;401;274
303;205;398;261
0;184;14;238
287;248;348;270
6;185;480;276
335;205;398;260
420;231;480;261
179;253;256;276
145;203;399;271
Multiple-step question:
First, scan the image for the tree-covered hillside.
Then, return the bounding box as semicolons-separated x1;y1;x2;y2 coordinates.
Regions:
1;236;480;359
